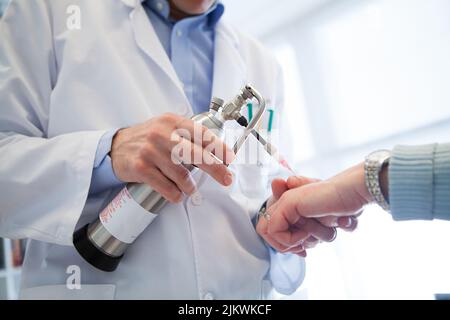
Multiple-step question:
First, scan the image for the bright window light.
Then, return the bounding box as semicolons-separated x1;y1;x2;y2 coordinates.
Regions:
273;44;316;163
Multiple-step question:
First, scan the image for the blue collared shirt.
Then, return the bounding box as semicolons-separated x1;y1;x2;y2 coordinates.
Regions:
89;0;224;194
144;0;224;114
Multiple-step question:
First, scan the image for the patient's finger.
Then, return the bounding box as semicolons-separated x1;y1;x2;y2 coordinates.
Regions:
265;233;293;253
273;219;336;246
271;179;288;201
303;236;319;249
317;216;340;227
338;216;358;231
286;243;305;254
317;215;359;232
257;217;292;253
287;176;320;189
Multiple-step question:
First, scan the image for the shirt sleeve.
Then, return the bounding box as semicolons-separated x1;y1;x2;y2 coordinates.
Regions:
0;0;107;245
267;246;306;295
389;143;450;221
89;129;125;195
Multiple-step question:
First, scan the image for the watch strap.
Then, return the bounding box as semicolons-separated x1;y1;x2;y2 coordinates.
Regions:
365;150;391;211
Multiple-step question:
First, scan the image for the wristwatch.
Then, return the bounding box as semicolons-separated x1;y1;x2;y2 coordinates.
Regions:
364;149;391;211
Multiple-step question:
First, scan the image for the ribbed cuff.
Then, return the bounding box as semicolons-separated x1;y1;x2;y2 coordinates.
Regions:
433;143;450;220
389;144;437;221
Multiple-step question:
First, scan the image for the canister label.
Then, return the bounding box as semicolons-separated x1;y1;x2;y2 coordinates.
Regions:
99;187;158;244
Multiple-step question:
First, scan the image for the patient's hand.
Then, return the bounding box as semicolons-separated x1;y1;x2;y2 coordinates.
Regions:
260;163;372;255
256;176;359;257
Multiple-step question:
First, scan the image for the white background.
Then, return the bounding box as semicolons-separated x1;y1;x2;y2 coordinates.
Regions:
225;0;450;299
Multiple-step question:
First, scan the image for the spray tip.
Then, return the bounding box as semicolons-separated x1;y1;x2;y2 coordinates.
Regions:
236;116;248;127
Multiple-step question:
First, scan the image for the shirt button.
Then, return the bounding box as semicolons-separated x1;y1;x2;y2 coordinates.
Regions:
156;2;164;11
191;191;203;206
203;292;214;300
176;29;183;37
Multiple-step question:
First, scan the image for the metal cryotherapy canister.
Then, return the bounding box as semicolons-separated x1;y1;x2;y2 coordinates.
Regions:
73;85;266;272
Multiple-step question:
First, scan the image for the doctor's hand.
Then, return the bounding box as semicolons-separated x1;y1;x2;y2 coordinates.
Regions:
263;164;370;252
256;177;359;257
110;113;235;203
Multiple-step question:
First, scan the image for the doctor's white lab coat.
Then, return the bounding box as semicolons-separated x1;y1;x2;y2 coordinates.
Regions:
0;0;304;299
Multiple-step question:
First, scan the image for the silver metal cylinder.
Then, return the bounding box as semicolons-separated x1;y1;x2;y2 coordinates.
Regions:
80;109;227;259
87;219;129;257
73;85;266;271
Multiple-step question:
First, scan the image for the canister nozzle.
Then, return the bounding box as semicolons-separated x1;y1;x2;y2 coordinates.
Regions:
227;85;267;155
209;97;224;112
236;116;248;127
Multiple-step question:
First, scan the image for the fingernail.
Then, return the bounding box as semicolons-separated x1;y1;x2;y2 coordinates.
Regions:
329;228;337;242
174;193;183;203
345;217;352;228
224;172;233;185
341;217;352;228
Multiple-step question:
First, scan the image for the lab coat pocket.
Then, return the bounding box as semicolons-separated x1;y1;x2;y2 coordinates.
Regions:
231;132;276;199
20;284;116;300
235;163;271;199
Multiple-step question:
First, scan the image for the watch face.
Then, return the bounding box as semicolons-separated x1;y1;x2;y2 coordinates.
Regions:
369;150;391;162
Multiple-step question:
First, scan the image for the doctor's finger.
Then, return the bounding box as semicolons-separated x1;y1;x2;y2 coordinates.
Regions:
201;127;235;165
156;157;197;196
176;118;235;165
140;167;183;203
195;152;233;187
173;138;232;186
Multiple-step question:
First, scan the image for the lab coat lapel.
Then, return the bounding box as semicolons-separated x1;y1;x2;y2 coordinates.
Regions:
125;0;186;97
212;22;247;102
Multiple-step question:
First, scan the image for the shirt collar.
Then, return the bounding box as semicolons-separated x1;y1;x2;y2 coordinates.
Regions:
145;0;224;27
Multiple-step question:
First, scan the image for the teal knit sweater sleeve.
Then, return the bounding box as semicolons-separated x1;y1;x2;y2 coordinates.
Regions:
389;143;450;221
